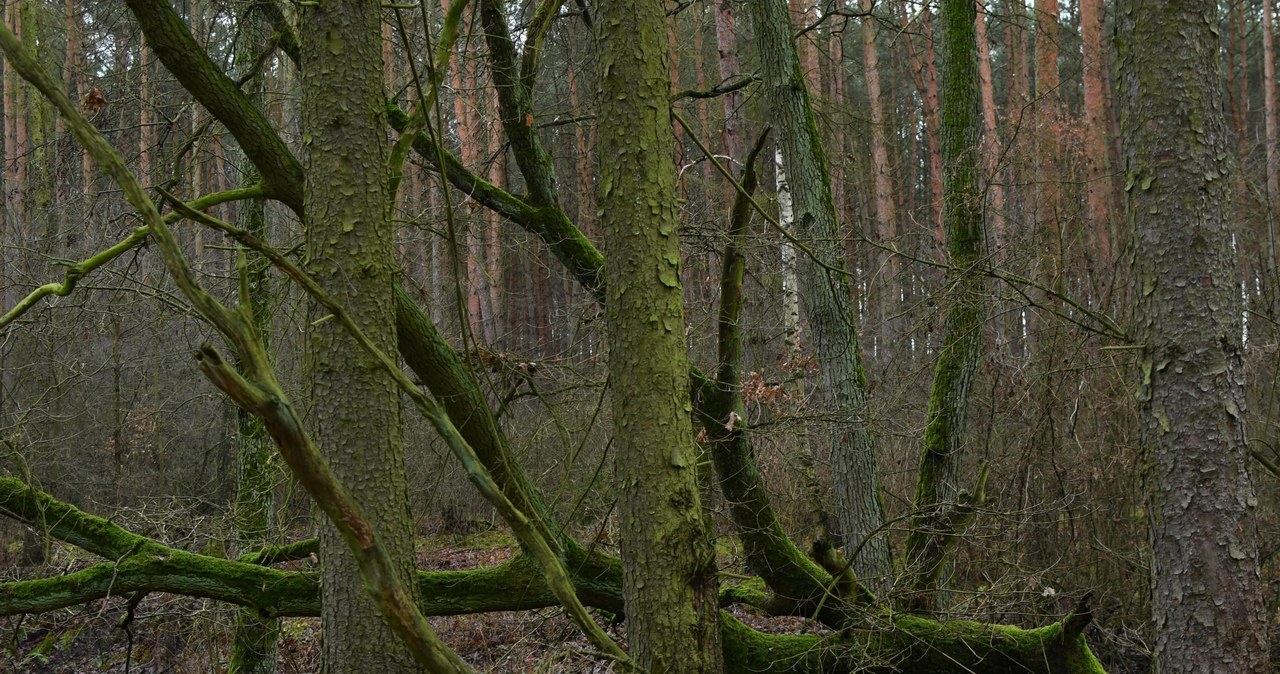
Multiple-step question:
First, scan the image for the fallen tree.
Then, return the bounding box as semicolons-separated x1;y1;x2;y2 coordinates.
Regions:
0;477;1102;673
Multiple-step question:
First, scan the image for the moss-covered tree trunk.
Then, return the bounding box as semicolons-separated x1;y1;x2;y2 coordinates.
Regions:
903;0;986;615
299;1;419;671
1117;2;1271;671
597;2;723;671
229;7;282;672
746;0;892;588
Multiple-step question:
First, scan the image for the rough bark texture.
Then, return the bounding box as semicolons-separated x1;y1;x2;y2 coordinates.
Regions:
597;1;724;671
299;1;419;671
748;0;892;589
1117;2;1271;671
903;0;986;615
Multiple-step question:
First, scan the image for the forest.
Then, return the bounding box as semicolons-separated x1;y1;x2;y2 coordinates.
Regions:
0;0;1272;672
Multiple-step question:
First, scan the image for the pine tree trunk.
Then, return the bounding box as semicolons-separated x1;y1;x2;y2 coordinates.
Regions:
299;1;420;671
1263;0;1279;283
1118;2;1271;670
597;2;723;670
1080;0;1112;269
861;0;899;352
975;0;1005;250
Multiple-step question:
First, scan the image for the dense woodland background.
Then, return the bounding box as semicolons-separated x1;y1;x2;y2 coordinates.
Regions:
0;0;1275;671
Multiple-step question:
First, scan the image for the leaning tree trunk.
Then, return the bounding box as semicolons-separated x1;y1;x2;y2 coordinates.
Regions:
597;1;724;671
299;1;420;671
1117;2;1271;671
747;0;893;589
902;0;987;615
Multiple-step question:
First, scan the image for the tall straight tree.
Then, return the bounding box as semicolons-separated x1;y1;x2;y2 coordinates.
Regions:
299;1;419;671
596;1;723;671
748;0;892;587
1117;1;1271;671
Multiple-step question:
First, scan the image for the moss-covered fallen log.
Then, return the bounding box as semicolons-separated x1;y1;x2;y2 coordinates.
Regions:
0;478;1103;673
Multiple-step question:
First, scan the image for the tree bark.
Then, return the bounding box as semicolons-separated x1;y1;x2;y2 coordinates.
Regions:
597;1;724;671
1080;0;1112;268
748;0;892;590
299;1;420;671
1264;0;1279;256
1118;2;1271;671
903;0;986;615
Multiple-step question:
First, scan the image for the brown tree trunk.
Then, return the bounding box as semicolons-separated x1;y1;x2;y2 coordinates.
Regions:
299;0;421;670
597;2;724;671
1266;0;1280;298
975;0;1006;250
1081;0;1113;269
904;2;944;252
1033;0;1061;274
1118;2;1271;670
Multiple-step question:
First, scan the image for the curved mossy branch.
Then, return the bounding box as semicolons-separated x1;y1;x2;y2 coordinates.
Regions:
237;537;319;566
0;184;266;330
0;476;319;617
476;0;562;209
902;0;988;615
124;0;304;213
246;0;300;65
387;104;607;302
697;132;863;626
394;287;562;545
0;476;620;619
721;608;1104;674
518;0;566;94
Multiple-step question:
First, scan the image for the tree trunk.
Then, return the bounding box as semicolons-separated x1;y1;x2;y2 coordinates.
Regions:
903;0;986;615
1033;0;1061;274
597;2;724;672
1080;0;1112;270
747;0;893;590
299;1;420;671
1264;0;1279;279
975;1;1004;249
1117;2;1271;671
229;7;282;671
861;0;899;351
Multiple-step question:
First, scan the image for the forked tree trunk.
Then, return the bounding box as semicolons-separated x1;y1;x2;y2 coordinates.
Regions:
597;2;724;671
299;1;420;671
1118;2;1271;671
